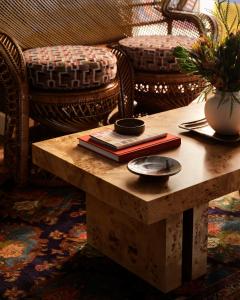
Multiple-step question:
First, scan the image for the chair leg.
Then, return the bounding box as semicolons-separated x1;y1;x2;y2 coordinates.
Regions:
0;67;29;185
0;32;29;186
3;85;29;186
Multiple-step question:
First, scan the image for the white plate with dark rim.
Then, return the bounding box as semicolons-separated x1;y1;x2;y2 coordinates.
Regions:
127;155;182;178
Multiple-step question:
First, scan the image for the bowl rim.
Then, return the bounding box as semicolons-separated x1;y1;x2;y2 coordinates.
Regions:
115;118;145;129
127;155;182;177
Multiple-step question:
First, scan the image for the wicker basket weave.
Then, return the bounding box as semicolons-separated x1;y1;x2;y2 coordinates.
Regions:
30;82;119;132
134;73;206;114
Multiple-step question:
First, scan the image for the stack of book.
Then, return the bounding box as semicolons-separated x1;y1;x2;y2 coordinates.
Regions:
78;128;181;162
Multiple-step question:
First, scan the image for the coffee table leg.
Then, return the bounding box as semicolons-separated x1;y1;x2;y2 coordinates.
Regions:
182;203;208;281
87;194;183;293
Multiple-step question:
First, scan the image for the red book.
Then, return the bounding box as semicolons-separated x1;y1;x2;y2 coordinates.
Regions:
78;133;181;162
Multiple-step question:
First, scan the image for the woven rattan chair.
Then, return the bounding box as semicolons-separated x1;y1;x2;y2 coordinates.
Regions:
0;0;218;185
116;0;218;114
0;0;133;185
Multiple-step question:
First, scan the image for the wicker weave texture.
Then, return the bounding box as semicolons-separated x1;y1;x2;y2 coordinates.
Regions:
0;0;217;51
0;0;132;49
30;82;120;132
0;33;29;185
0;0;163;49
134;73;206;113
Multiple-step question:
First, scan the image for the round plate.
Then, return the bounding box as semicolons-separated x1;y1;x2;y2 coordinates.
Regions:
127;155;181;177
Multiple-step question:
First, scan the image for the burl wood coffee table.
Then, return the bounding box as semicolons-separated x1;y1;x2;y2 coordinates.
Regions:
32;103;240;293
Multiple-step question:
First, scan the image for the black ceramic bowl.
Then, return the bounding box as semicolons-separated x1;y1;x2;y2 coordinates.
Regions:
114;118;145;135
127;155;182;178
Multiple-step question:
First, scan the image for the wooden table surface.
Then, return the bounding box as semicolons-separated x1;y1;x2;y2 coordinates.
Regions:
32;103;240;224
32;103;240;292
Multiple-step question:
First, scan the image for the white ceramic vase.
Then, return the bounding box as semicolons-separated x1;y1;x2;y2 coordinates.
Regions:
204;90;240;135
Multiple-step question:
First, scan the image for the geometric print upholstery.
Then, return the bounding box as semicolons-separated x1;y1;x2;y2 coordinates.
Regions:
23;45;117;90
119;35;195;73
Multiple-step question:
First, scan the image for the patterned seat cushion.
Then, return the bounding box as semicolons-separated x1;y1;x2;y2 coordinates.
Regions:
23;45;117;90
119;35;195;73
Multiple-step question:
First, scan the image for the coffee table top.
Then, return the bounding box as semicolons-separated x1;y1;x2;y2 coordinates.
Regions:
32;103;240;224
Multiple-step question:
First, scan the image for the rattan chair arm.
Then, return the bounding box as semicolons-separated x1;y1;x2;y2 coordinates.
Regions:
168;10;218;40
0;32;26;79
0;31;29;186
108;44;135;119
159;0;219;40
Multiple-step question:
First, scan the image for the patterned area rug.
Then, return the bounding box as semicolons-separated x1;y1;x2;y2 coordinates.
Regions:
0;138;240;299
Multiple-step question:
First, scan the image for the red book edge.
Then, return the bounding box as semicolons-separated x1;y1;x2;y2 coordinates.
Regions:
78;133;181;162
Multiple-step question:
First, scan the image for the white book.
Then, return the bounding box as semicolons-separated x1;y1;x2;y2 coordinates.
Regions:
89;128;167;150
